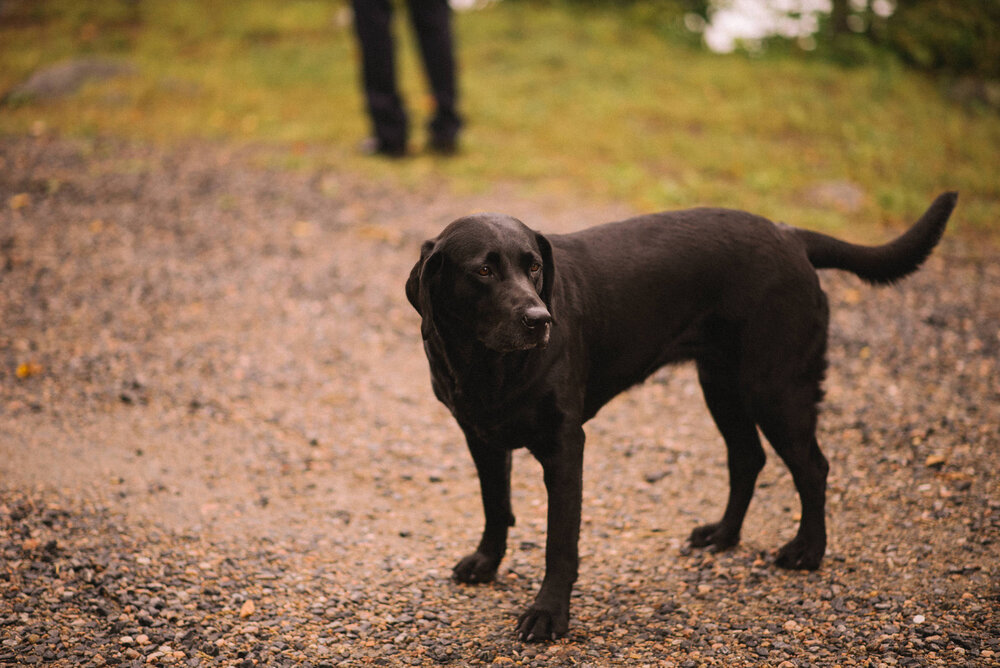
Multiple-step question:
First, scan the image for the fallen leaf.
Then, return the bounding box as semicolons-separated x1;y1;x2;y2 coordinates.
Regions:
291;220;315;238
9;193;30;210
16;362;43;379
357;224;402;245
239;599;255;618
925;454;946;468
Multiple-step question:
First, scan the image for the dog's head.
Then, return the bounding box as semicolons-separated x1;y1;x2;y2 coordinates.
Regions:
406;213;554;353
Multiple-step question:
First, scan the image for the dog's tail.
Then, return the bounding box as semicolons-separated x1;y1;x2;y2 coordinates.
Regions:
793;192;957;285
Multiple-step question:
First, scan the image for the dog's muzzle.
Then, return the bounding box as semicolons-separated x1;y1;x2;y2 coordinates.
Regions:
521;306;553;348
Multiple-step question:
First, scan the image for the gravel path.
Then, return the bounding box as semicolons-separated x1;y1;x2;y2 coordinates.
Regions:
1;136;998;666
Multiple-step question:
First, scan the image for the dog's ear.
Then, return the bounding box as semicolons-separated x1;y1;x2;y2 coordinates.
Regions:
406;240;437;314
535;231;555;309
406;240;445;339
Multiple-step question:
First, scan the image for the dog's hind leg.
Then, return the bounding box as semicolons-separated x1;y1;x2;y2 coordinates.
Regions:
745;280;830;570
755;392;829;570
689;360;766;552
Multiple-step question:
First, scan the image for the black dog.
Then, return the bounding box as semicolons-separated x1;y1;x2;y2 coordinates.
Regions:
405;193;956;641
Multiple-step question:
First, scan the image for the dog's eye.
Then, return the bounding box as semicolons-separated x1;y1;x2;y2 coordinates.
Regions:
529;262;541;273
477;266;492;277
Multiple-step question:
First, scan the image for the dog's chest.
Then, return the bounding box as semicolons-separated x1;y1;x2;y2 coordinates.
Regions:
455;396;562;452
430;364;563;452
422;335;567;450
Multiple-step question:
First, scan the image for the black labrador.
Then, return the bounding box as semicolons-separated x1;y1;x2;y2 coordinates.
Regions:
405;193;957;641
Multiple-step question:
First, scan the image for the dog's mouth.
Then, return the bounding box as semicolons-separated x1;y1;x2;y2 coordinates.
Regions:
482;321;551;353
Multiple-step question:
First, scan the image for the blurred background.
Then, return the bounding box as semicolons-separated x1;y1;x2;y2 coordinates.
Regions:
1;0;998;239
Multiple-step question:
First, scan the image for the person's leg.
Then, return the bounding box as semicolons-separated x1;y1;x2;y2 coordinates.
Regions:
352;0;408;154
406;0;462;151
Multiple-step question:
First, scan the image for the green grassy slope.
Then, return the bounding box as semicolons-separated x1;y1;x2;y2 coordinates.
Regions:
2;1;997;239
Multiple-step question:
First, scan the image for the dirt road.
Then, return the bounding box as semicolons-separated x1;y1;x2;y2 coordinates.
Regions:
2;136;998;666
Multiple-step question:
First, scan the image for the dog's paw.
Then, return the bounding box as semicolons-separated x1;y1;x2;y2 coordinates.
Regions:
688;522;740;551
516;604;568;642
452;551;500;584
774;536;824;571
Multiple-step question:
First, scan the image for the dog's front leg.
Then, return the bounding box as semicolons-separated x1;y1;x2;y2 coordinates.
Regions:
453;437;514;584
518;426;585;641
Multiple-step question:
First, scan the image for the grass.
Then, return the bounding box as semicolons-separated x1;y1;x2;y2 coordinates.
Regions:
1;0;998;240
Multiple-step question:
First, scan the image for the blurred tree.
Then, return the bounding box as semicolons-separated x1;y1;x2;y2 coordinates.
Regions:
511;0;998;80
519;0;707;8
504;0;711;47
504;0;710;21
874;0;1000;79
829;0;850;35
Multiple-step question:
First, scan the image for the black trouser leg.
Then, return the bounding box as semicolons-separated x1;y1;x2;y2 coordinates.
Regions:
352;0;408;151
406;0;462;143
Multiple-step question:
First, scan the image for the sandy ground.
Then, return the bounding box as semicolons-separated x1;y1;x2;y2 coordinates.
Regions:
1;136;998;666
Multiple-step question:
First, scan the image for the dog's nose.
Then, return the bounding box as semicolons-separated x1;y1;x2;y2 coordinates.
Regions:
521;306;552;329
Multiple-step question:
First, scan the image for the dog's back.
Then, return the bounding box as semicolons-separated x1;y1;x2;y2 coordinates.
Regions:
547;209;822;413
